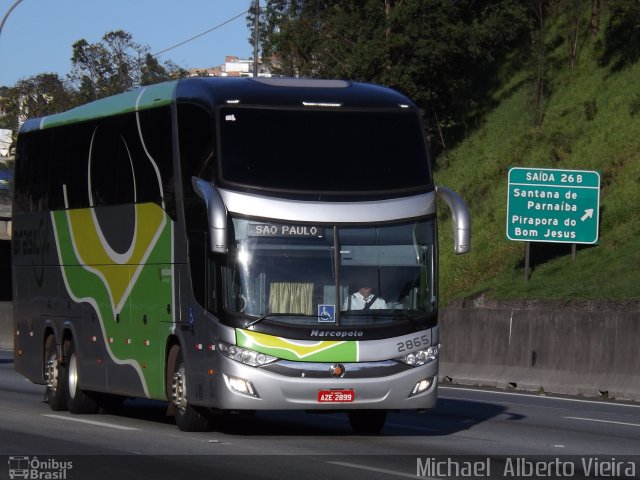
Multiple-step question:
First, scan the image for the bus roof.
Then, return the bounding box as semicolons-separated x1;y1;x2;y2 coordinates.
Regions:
174;77;416;111
19;77;417;134
20;81;179;134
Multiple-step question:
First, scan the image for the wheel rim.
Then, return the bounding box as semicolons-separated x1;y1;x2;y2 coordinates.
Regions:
68;353;78;399
172;365;188;414
45;352;58;393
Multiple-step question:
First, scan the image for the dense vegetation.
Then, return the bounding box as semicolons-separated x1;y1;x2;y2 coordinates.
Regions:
436;10;640;303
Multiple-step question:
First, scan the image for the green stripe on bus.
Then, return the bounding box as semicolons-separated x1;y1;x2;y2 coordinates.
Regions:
236;329;359;362
51;205;174;399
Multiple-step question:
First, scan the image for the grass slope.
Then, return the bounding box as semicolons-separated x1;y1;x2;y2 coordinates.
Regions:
435;21;640;304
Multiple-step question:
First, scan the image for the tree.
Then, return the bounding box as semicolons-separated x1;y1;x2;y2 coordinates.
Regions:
590;0;601;39
257;0;324;77
69;30;142;102
601;0;640;70
530;0;547;127
140;54;188;86
258;0;530;151
383;0;531;146
565;0;583;70
1;73;73;130
69;30;186;102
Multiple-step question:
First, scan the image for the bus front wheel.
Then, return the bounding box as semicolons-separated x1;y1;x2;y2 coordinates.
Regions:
167;345;211;432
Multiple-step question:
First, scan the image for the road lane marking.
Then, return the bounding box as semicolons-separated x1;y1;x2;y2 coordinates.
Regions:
327;461;431;479
564;416;640;428
440;386;640;408
43;414;140;430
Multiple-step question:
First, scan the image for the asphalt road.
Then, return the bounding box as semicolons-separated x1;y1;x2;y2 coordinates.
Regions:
1;349;639;480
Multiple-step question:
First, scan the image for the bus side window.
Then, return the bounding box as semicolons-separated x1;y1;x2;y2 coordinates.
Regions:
134;107;175;215
89;120;135;207
178;103;216;312
178;103;215;232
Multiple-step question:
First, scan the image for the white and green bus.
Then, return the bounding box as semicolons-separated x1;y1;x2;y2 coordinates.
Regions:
12;77;470;433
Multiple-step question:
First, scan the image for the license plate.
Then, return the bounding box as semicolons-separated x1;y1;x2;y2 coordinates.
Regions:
317;389;355;403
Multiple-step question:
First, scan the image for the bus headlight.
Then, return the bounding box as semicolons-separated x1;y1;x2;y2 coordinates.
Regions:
396;344;440;366
218;341;278;367
409;377;434;397
225;375;259;397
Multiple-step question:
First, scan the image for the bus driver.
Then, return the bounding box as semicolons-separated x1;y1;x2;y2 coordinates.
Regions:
343;284;387;310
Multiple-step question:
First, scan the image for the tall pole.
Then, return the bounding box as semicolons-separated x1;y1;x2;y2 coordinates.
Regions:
252;0;259;77
0;0;24;39
524;241;531;284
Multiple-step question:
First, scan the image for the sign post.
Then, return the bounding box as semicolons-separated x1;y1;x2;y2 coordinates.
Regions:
507;167;600;244
507;167;600;283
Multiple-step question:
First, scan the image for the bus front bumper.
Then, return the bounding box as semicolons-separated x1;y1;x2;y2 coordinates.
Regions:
212;355;439;411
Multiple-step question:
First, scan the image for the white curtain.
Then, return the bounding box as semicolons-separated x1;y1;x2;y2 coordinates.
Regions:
269;282;313;315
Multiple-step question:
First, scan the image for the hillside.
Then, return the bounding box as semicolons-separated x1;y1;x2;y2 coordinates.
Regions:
435;15;640;305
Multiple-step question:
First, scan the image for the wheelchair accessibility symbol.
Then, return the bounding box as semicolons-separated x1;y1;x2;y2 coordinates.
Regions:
317;304;335;322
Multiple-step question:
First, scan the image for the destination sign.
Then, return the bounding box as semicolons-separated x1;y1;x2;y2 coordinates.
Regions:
506;167;600;244
248;224;324;238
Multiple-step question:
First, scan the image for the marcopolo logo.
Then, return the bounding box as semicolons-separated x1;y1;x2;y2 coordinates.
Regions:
310;329;364;338
8;456;73;480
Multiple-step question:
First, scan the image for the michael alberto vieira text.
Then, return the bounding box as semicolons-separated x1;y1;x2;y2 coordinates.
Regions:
416;457;638;478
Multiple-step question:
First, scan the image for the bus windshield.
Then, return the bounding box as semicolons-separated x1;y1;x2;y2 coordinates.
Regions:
218;107;431;194
225;218;436;326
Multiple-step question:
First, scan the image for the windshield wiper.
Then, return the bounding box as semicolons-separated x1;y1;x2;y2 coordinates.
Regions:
245;313;327;328
245;313;289;328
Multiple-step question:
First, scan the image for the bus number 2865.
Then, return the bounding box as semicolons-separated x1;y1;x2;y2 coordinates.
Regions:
397;334;429;353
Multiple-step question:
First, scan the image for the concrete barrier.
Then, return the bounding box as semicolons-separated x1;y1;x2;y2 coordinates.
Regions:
440;302;640;401
0;301;12;350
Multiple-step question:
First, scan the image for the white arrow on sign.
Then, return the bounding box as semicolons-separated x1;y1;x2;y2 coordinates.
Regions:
581;209;594;222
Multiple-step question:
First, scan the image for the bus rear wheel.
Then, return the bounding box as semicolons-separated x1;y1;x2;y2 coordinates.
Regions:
348;410;387;435
44;335;68;411
64;339;99;414
167;345;211;432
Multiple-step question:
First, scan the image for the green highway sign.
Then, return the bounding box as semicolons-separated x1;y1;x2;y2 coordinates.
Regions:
506;167;600;244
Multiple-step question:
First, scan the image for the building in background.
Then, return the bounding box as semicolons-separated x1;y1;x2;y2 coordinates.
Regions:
0;128;11;157
188;55;273;78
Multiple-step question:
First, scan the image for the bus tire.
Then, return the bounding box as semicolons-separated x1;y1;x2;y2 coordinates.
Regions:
348;410;387;435
44;334;68;411
168;345;210;432
64;339;99;414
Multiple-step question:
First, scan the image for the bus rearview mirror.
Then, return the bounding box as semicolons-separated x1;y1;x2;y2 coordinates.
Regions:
436;185;471;255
